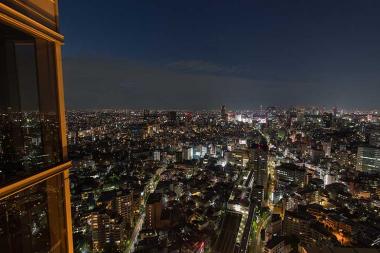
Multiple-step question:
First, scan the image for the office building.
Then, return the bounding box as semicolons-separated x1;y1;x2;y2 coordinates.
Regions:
221;105;228;121
182;147;193;161
248;143;268;187
168;111;177;124
369;128;380;148
324;174;336;186
356;146;380;174
276;163;306;187
153;150;161;161
0;1;73;252
322;141;332;157
226;149;249;167
113;190;134;226
322;113;333;128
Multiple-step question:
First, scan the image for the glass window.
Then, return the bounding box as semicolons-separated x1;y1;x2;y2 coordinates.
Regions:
0;23;62;187
0;173;68;253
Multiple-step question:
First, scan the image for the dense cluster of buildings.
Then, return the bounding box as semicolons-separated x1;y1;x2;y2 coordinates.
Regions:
67;106;380;253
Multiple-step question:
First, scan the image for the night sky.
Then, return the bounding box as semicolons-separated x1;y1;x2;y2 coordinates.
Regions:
60;0;380;110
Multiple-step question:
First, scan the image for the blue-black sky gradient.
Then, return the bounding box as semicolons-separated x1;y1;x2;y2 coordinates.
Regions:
60;0;380;110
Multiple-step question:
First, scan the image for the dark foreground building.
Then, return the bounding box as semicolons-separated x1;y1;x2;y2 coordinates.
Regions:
0;1;73;252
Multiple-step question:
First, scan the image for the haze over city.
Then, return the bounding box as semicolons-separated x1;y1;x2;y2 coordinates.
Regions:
60;0;380;110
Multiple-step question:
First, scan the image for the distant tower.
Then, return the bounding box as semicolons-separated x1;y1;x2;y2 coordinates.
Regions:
221;105;228;121
143;109;150;120
168;111;177;124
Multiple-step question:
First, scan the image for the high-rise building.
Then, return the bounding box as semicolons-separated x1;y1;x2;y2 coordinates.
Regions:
0;1;73;252
322;113;333;128
221;105;228;121
369;128;380;148
356;146;380;174
182;147;193;161
322;141;332;157
143;109;150;121
276;163;307;187
144;193;163;230
249;143;269;187
113;190;134;226
89;211;125;251
168;111;177;124
153;150;161;161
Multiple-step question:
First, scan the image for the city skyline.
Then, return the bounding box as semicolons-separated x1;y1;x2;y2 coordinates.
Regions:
60;1;380;110
2;1;380;253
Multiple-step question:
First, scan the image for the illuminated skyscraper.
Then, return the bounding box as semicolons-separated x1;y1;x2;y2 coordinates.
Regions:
0;1;73;252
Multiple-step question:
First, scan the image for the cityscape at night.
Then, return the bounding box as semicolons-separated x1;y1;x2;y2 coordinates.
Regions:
67;107;380;253
1;1;380;253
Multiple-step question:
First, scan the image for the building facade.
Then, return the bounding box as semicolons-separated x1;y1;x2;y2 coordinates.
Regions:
276;163;306;187
0;1;73;252
248;143;268;188
144;193;163;230
356;146;380;174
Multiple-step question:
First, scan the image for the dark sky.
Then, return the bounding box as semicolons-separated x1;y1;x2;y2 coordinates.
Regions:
60;0;380;110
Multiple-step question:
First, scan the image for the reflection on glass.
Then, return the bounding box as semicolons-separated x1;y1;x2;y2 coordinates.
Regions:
0;23;62;187
0;174;68;253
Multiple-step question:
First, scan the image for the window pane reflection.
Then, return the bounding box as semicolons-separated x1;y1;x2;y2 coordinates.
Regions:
0;23;62;187
0;173;68;253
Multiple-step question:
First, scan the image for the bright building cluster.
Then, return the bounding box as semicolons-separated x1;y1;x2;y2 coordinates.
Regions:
68;106;380;253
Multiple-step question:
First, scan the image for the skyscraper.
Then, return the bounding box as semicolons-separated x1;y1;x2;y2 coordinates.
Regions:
144;193;163;230
276;163;306;187
369;128;380;148
0;1;73;252
356;146;380;174
168;111;177;124
221;105;228;121
183;147;194;161
248;143;269;188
